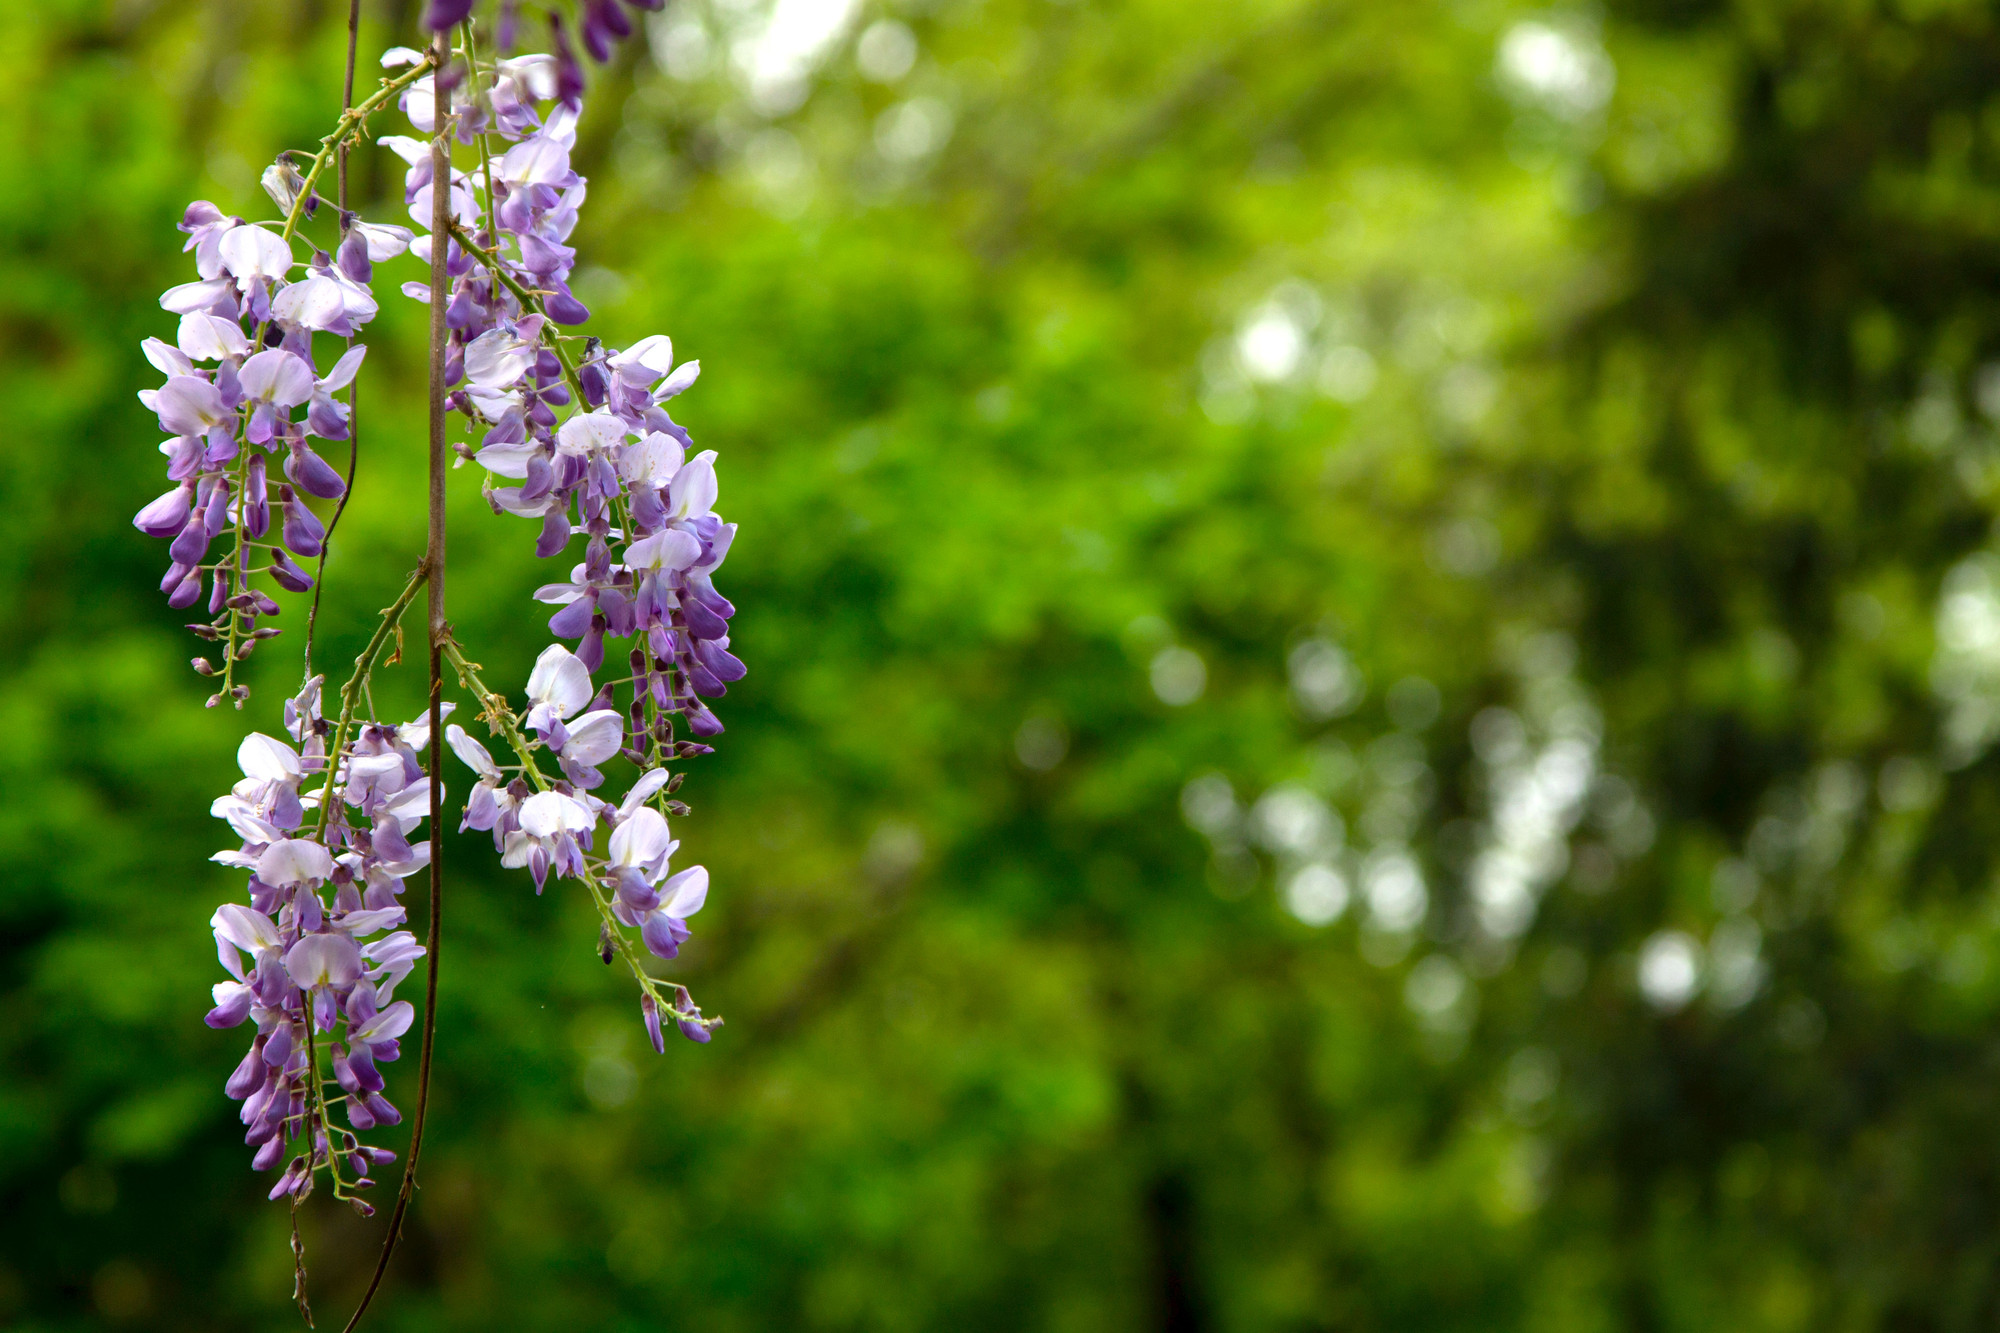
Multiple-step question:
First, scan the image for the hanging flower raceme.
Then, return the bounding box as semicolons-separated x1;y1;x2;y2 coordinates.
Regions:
133;172;412;708
204;678;435;1207
391;48;729;1048
167;15;734;1257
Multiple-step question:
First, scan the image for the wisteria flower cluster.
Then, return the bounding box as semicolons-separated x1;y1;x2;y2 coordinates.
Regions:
130;1;729;1268
205;679;434;1207
134;195;409;702
126;52;439;1216
387;37;737;1041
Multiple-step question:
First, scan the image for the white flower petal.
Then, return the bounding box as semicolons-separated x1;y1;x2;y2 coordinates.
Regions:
383;779;437;827
500;829;535;868
395;699;455;753
403;75;439;134
377;134;430;164
211;795;284;845
238;732;304;782
497;53;558;99
141;337;196;379
619;432;685;487
465;327;536;389
669;451;719;521
213;902;282;953
662;865;709;918
526;644;592;718
609;333;673;383
496;133;571;187
445;724;502;781
218;224;293;283
319;344;368;392
176;313;250;361
270;275;346;332
465;385;523;424
336;906;407;937
609;805;672;869
283;933;363;989
555;410;629;457
518;790;592;838
562;709;625;767
625;528;703;573
490;484;557;517
239;349;317;408
655;359;700;399
474;439;539;479
353;998;415;1044
353;220;416;261
257;838;334;886
618;768;672;819
160;277;237;315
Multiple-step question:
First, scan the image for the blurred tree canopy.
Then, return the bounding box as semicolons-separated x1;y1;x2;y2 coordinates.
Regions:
9;0;2000;1328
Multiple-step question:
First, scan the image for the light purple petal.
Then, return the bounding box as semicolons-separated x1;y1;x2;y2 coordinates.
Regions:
526;644;592;717
352;999;415;1045
655;359;700;399
154;376;229;435
661;865;708;918
319;345;368;392
240;349;317;408
609;805;672;869
283;932;364;989
561;709;625;767
160;278;237;315
444;723;502;780
257;837;334;886
219;224;293;282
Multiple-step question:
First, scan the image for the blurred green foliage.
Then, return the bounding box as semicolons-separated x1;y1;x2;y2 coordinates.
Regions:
10;0;2000;1327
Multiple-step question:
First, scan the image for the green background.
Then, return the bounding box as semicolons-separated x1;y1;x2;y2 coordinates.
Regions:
8;0;2000;1327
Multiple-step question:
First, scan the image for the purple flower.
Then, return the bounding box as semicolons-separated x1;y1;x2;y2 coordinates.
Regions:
579;0;632;63
550;15;585;107
134;484;193;538
204;691;434;1195
641;993;665;1052
672;986;715;1044
143;170;387;666
370;31;737;1058
280;485;325;557
424;0;476;31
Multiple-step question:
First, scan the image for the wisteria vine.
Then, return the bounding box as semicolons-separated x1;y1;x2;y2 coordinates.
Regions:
131;2;723;1322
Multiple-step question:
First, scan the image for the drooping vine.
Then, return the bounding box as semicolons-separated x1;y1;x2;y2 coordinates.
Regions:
131;3;725;1323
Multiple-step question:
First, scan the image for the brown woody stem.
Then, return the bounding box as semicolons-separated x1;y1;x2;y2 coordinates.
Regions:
342;25;453;1333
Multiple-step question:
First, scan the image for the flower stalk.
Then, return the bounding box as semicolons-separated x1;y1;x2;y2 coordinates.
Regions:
342;27;455;1329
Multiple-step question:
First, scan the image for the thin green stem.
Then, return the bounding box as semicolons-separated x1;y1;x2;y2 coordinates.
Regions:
301;1013;349;1201
444;222;589;398
442;641;548;790
462;18;501;249
211;430;256;708
441;640;672;1005
312;567;429;839
281;57;439;245
304;0;368;686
